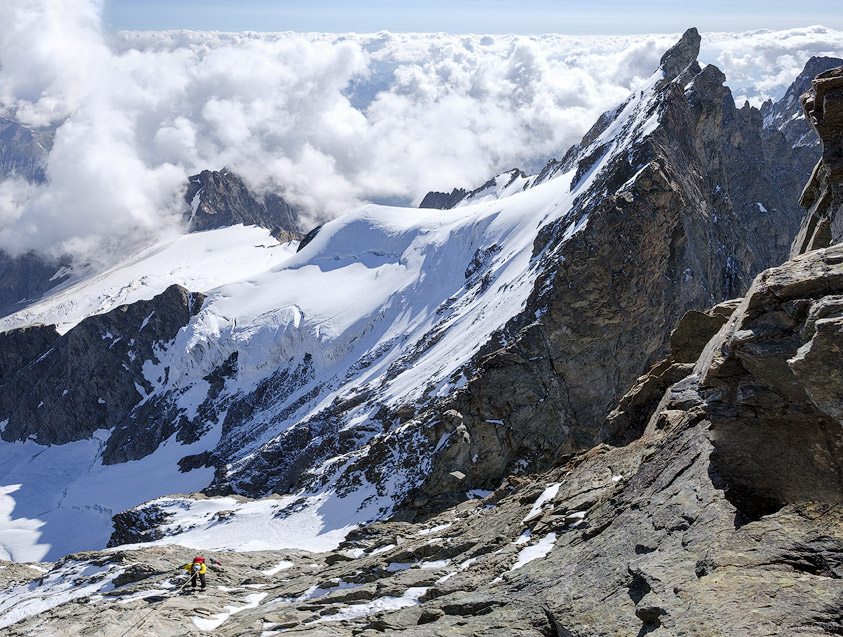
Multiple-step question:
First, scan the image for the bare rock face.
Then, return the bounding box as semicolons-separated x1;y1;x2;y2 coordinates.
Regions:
420;169;527;210
658;25;701;81
791;66;843;255
0;323;60;386
185;169;303;241
704;244;843;517
0;285;205;448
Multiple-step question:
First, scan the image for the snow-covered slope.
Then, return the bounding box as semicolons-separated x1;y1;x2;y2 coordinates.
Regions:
0;224;298;335
0;28;814;567
0;161;581;561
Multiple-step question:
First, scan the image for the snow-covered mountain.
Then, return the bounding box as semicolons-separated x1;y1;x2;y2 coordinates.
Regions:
0;29;824;568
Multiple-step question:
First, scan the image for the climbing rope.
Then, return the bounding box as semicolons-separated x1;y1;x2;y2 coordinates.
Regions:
118;574;193;637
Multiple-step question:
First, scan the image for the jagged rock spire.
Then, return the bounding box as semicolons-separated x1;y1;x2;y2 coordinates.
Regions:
660;27;701;81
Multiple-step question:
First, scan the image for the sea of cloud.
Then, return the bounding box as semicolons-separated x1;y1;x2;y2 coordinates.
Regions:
1;0;841;264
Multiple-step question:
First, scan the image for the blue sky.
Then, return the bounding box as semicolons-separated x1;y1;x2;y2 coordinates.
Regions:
103;0;842;34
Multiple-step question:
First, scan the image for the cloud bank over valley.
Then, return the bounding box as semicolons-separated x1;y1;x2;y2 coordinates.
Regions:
1;0;842;264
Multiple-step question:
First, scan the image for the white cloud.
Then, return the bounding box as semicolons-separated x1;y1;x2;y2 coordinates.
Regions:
1;2;841;264
703;25;843;104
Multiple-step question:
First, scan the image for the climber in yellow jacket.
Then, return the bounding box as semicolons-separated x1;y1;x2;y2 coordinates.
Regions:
182;556;208;590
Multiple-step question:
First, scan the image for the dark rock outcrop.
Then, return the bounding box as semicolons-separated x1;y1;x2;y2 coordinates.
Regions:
0;117;50;183
295;224;323;253
0;250;72;319
0;323;60;386
0;284;204;446
791;66;843;255
107;504;172;547
704;245;843;517
419;188;468;210
420;169;527;210
185;169;303;241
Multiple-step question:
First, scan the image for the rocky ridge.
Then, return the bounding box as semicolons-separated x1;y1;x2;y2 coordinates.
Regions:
761;55;843;149
185;169;303;241
0;284;205;449
420;169;529;210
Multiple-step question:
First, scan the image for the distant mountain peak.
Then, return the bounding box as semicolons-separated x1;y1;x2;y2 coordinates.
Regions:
184;169;303;241
659;27;701;81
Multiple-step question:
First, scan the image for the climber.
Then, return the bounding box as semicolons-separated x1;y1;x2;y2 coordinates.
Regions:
180;556;220;590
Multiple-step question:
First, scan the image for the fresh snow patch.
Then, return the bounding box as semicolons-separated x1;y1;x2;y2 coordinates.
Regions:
385;562;412;573
49;266;73;282
371;543;396;555
510;533;557;571
523;483;560;522
317;587;429;623
420;559;451;569
139;311;155;330
417;523;452;536
432;432;452;453
612;474;623;482
261;561;294;576
192;592;267;631
189;188;204;223
515;529;532;545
